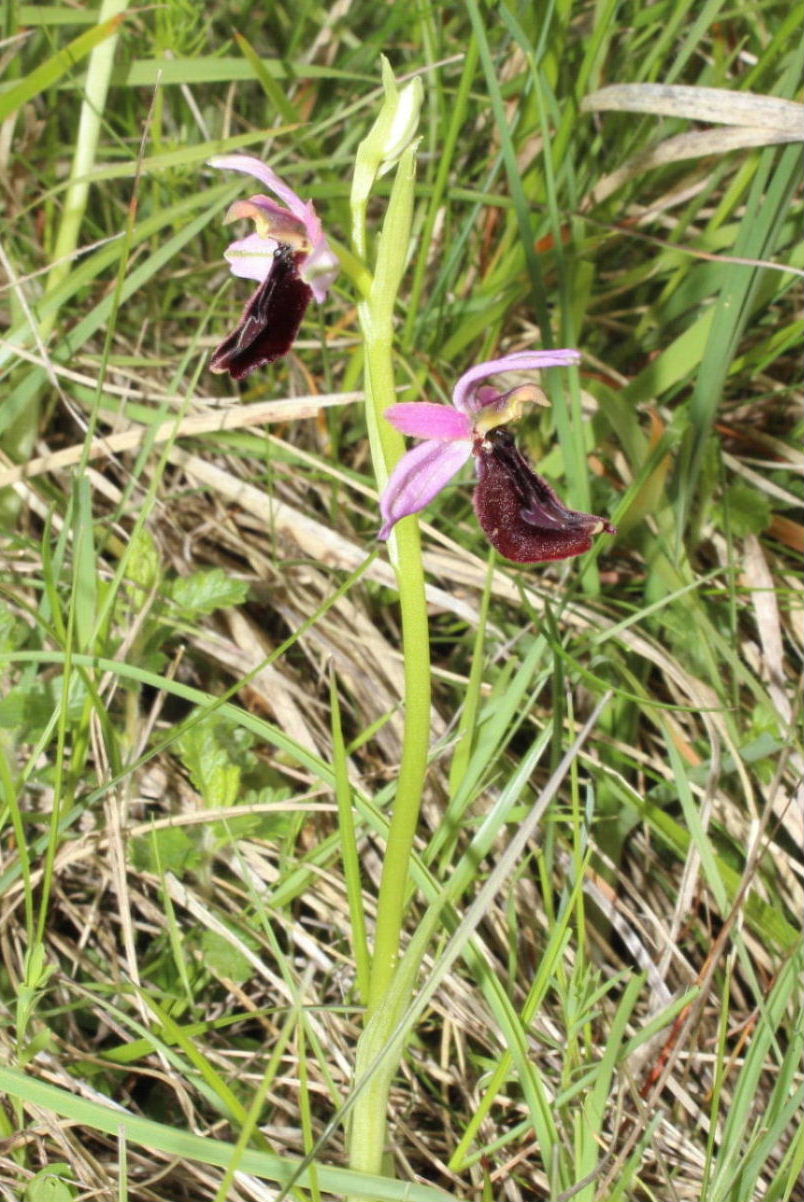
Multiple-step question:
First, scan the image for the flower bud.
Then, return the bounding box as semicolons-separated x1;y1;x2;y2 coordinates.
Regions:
374;58;423;176
352;58;423;206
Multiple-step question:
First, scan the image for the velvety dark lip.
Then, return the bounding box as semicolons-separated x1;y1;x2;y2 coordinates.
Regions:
210;244;313;380
473;426;616;563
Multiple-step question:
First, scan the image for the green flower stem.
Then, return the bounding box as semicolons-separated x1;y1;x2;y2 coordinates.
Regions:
361;147;431;1018
347;144;431;1181
366;475;430;1023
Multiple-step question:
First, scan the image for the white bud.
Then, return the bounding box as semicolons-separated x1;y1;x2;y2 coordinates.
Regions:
352;58;423;210
375;59;423;176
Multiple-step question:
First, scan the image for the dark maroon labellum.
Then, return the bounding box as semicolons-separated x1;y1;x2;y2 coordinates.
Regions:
209;244;313;380
473;426;616;563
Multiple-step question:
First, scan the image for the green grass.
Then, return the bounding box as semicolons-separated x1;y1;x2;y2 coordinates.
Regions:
0;2;802;1200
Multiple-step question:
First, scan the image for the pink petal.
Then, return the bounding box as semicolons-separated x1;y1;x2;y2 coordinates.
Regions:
473;385;501;409
208;154;309;224
226;197;308;250
226;227;337;300
209;156;338;303
223;233;279;282
452;349;581;414
301;236;339;303
385;403;473;441
378;439;472;539
299;200;326;254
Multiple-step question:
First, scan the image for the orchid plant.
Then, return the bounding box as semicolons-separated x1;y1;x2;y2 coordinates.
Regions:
379;352;615;561
207;154;338;379
205;67;616;1193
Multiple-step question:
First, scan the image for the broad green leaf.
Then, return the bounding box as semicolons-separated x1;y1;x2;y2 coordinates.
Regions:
168;568;249;617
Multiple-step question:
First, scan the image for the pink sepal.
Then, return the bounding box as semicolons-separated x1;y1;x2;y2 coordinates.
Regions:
385;403;473;441
208;154;309;223
452;349;581;413
378;439;472;539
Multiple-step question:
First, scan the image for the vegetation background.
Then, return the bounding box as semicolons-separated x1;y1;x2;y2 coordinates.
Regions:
0;1;801;1200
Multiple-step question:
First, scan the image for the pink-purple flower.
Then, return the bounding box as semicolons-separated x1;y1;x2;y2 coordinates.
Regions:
208;155;338;379
378;351;616;563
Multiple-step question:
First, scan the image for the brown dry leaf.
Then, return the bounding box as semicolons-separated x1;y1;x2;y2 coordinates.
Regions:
587;128;803;207
581;83;804;207
741;536;788;717
582;83;804;131
197;615;324;757
769;514;804;553
0;392;363;490
739;538;804;849
170;446;485;628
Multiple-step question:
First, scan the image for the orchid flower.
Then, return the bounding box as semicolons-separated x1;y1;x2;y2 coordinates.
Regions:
208;154;338;379
472;425;617;562
378;351;616;563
